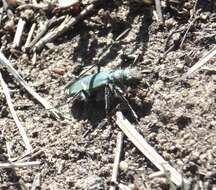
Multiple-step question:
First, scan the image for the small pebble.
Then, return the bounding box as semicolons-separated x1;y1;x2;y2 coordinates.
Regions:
176;63;184;71
176;159;184;166
191;151;200;161
128;183;136;189
119;161;129;172
51;68;65;75
154;80;164;91
21;9;34;20
181;90;189;97
165;18;177;27
4;20;15;32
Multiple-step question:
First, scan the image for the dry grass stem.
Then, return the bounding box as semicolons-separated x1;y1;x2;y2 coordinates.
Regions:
12;18;26;48
0;72;32;152
184;46;216;77
31;173;41;190
154;0;163;24
110;132;124;190
0;161;40;168
0;52;60;118
24;23;36;49
115;111;186;186
34;0;103;51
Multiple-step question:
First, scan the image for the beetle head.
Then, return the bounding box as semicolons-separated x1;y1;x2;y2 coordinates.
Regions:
124;68;142;81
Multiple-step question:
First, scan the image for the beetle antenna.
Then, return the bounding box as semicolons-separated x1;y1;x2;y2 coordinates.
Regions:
112;85;139;123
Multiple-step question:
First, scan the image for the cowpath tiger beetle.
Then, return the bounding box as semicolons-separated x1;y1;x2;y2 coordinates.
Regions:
66;67;142;121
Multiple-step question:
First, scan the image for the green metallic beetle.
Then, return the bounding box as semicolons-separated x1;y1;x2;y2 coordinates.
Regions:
68;68;142;96
67;68;142;119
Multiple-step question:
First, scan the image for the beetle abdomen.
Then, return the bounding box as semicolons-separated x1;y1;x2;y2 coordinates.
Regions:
68;70;113;96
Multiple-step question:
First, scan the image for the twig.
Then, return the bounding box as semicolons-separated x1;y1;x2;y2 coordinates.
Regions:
0;72;32;152
31;173;40;190
110;132;124;190
32;51;37;65
34;0;103;51
24;23;36;50
11;148;43;162
12;18;26;48
183;46;216;78
179;18;197;49
192;0;199;15
0;161;40;168
149;171;165;179
97;28;130;64
28;20;51;49
154;0;163;24
164;28;185;51
6;141;12;160
0;52;61;119
28;16;66;50
179;0;199;48
115;112;186;186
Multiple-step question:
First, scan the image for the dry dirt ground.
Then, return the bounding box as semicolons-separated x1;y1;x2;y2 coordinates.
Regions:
0;0;216;189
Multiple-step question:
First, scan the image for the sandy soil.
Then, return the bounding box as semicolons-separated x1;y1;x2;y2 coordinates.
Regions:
0;0;216;189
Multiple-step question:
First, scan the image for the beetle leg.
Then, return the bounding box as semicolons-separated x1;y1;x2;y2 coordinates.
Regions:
69;90;89;104
80;90;89;102
105;84;111;117
69;91;81;103
97;64;101;73
112;84;138;122
113;85;124;95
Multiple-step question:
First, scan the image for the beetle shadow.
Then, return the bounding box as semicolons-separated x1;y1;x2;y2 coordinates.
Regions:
70;87;153;128
70;93;107;128
117;95;153;123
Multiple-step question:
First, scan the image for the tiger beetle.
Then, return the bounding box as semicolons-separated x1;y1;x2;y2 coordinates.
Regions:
67;68;142;120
